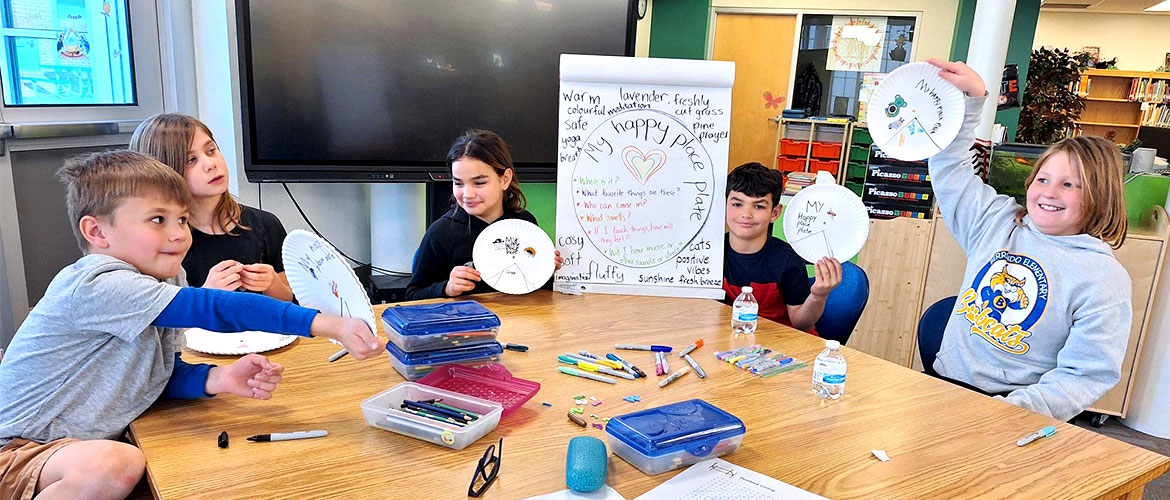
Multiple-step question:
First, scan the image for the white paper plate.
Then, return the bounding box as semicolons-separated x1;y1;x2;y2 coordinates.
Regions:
472;219;556;295
865;62;965;161
782;171;870;263
282;230;377;343
184;328;299;355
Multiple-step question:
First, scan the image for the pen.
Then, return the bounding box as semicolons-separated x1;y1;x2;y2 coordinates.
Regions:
677;339;704;358
247;430;328;442
402;400;472;421
559;366;617;384
683;354;707;378
606;353;646;378
615;344;672;352
1016;425;1057;446
328;349;348;362
658;367;691;388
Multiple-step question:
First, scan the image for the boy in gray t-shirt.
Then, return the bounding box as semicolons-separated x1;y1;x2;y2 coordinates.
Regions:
0;151;384;500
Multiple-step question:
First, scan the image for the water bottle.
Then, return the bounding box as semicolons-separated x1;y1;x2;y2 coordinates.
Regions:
812;340;847;399
731;286;758;334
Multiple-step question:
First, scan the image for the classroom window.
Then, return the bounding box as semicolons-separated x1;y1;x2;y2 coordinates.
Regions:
793;15;915;118
0;0;135;106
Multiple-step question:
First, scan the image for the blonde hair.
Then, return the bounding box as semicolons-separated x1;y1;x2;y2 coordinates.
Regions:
129;113;249;235
57;150;191;252
1013;135;1127;249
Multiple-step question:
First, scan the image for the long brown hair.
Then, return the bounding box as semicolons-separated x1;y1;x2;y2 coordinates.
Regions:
1014;135;1127;249
446;129;526;214
129;113;249;235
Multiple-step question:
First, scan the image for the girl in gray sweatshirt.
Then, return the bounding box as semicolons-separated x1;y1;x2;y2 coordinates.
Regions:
923;60;1132;421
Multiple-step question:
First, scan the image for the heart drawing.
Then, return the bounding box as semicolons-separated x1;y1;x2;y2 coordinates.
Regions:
621;146;666;185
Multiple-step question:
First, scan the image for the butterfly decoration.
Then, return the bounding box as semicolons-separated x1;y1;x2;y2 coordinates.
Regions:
763;91;785;110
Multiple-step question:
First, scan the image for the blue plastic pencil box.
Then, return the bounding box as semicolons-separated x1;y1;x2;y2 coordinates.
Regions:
385;340;504;381
605;399;745;475
381;300;501;352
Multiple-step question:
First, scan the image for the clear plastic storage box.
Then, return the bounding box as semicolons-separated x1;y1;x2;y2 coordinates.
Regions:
385;341;504;381
360;382;502;450
381;301;501;352
605;399;745;475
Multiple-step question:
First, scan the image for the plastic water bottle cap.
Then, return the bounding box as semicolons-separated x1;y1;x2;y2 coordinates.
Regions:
825;340;840;350
743;286;753;293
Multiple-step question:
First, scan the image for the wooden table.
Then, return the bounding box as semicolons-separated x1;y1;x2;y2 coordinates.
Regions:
131;292;1170;499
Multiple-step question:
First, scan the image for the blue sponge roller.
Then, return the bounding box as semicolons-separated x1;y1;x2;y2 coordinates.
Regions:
565;436;608;492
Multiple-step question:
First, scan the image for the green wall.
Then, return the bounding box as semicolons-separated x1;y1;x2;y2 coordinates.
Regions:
949;0;1042;142
521;183;558;240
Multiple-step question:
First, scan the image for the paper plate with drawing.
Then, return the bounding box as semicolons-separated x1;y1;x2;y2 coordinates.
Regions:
554;54;734;299
184;328;298;356
782;170;869;263
865;62;965;161
472;219;556;295
282;229;377;343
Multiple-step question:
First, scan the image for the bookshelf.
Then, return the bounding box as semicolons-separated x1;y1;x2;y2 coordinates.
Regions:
1075;69;1170;144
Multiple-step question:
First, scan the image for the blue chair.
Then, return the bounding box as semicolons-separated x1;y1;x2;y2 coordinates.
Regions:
917;296;957;375
810;261;869;345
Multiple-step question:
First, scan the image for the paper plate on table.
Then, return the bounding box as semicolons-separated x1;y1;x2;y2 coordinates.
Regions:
282;229;377;342
184;328;298;355
865;61;965;161
782;171;869;263
472;219;556;295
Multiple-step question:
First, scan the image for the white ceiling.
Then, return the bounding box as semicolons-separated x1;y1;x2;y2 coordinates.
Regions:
1041;0;1170;13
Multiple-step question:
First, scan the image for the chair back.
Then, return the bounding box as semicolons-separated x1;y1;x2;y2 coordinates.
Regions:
917;296;957;373
811;261;869;344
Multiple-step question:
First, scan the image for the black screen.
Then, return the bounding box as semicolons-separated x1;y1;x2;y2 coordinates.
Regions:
237;0;636;182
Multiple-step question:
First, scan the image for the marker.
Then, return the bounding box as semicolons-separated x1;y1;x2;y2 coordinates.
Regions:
660;351;670;373
606;353;646;378
683;354;707;378
583;361;637;380
654;351;665;376
328;349;348;362
558;366;617;384
576;351;623;369
246;430;328;442
503;343;529;352
1016;426;1057;447
615;344;672;352
677;339;704;358
402;399;472;422
658;367;691;388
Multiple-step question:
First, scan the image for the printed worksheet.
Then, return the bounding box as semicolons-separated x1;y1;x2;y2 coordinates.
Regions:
634;459;828;500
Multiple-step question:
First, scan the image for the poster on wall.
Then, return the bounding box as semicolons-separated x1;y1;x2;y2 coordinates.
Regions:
554;54;733;299
856;72;884;124
827;16;887;73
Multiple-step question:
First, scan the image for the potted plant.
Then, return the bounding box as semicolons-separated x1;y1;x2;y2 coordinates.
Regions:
1017;47;1087;145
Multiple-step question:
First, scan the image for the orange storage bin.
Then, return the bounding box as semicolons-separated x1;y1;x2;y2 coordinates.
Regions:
811;141;843;159
776;155;806;172
778;139;808;156
809;158;839;176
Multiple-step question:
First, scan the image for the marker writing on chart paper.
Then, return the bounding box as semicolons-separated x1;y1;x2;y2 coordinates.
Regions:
247;430;328;442
677;339;704;358
616;344;672;352
1016;426;1057;446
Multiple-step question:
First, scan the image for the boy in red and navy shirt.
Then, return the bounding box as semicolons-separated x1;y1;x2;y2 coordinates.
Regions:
723;162;842;332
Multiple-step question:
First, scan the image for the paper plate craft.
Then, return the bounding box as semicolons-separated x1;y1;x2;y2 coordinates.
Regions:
282;229;377;343
184;328;298;355
472;219;556;295
865;61;965;161
782;170;869;263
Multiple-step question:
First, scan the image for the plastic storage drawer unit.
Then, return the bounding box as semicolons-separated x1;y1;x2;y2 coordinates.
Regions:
605;399;745;475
